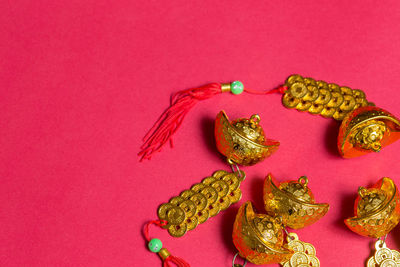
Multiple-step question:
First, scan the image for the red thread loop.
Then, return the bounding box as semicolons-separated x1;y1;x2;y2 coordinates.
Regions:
138;83;222;161
143;220;168;241
144;219;191;267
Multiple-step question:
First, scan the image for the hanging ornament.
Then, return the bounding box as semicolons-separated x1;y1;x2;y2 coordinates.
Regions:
139;76;400;160
215;110;279;166
344;177;400;267
142;111;279;266
232;175;329;266
139;76;399;266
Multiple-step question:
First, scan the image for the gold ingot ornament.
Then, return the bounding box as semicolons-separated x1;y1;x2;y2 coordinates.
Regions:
345;177;400;267
345;177;400;238
215;110;279;166
232;174;328;266
232;201;293;265
263;174;330;229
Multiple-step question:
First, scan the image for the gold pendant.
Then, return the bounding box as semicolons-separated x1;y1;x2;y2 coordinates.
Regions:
281;233;320;267
367;240;400;267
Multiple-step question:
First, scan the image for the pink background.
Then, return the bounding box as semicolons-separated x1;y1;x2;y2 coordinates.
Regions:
1;0;400;266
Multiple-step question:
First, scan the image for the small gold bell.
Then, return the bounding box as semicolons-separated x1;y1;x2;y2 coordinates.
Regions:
215;110;279;166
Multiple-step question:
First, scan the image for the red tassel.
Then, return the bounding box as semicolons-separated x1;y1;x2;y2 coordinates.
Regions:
138;82;287;161
138;83;222;161
163;255;191;267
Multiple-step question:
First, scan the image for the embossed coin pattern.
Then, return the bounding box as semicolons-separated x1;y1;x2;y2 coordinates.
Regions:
367;241;400;267
157;170;245;237
282;74;370;120
281;233;320;267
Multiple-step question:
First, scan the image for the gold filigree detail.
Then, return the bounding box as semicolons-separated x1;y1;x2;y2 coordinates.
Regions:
263;175;329;229
338;107;400;158
345;177;400;238
232;201;293;265
351;120;387;152
215;111;279;166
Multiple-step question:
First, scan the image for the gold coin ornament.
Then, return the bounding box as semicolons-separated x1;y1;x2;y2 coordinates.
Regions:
282;75;368;119
367;240;400;267
281;233;320;267
158;170;245;237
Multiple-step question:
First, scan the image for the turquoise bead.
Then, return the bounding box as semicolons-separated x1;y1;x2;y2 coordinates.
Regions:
148;238;163;253
230;81;244;95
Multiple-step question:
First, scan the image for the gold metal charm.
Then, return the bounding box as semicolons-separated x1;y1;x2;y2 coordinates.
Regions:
345;177;400;238
263;175;330;229
281;233;320;267
367;240;400;267
282;74;369;120
232;201;293;265
232;174;329;266
215;111;279;166
158;170;245;237
338;106;400;158
345;178;400;267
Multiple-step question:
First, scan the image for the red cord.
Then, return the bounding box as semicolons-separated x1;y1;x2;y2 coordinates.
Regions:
244;85;287;95
143;220;168;241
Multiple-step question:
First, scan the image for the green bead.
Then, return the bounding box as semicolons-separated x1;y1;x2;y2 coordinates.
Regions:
148;238;163;253
230;81;244;95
